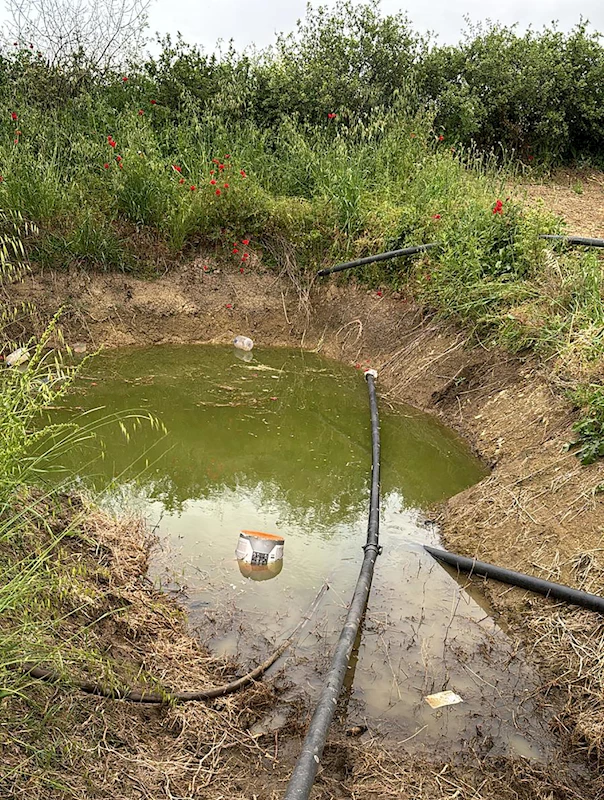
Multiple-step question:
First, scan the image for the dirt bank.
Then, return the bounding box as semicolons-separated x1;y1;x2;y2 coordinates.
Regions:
7;258;604;797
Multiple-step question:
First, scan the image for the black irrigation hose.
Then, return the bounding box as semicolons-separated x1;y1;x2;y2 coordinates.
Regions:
316;243;441;276
283;370;382;800
317;235;604;280
539;235;604;248
424;545;604;614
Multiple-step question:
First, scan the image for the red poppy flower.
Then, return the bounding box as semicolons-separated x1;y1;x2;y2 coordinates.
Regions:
218;164;225;171
225;154;231;159
376;290;383;297
172;164;182;173
528;155;534;161
122;76;128;82
11;112;17;121
15;130;21;136
492;199;504;215
203;265;209;272
210;179;217;185
215;189;221;196
179;178;185;184
212;158;220;164
150;100;157;105
432;214;441;220
327;112;337;119
240;267;244;273
190;185;196;191
13;139;18;144
103;163;109;169
116;155;122;161
138;109;144;115
241;238;250;245
438;134;444;141
226;303;232;309
241;253;249;261
240;170;247;178
210;170;215;175
108;138;116;148
223;183;229;188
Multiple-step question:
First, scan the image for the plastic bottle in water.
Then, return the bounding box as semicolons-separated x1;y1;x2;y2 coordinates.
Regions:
233;335;254;352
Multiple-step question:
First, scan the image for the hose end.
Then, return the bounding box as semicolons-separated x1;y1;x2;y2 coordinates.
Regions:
364;369;378;381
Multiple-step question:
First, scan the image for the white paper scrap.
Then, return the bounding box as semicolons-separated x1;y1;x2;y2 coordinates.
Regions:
424;691;464;709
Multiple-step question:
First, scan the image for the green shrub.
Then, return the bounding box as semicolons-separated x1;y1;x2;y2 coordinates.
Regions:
570;385;604;465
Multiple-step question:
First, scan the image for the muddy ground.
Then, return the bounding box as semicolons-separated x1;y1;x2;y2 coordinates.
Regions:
4;246;604;798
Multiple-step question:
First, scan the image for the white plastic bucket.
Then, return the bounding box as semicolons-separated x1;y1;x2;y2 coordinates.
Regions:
235;530;284;566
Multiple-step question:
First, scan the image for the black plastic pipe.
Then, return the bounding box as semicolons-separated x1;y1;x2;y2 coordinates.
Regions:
317;234;604;279
424;545;604;614
283;370;382;800
316;243;441;277
540;235;604;248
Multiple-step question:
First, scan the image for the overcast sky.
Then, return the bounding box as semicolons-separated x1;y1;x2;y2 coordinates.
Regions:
0;0;602;54
145;0;604;52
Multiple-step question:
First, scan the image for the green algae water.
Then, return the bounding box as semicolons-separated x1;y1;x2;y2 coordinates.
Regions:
54;345;554;758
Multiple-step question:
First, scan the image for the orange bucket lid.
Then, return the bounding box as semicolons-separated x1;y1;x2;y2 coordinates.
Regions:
241;529;285;543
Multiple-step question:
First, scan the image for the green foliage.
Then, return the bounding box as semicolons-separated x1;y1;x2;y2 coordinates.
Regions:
3;4;604;163
253;1;424;126
420;21;604;163
67;214;132;272
570;385;604;465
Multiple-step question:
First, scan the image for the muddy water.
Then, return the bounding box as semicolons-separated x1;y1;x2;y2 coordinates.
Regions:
57;345;553;758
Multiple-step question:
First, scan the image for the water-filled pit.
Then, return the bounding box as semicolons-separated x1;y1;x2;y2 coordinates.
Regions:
54;345;555;759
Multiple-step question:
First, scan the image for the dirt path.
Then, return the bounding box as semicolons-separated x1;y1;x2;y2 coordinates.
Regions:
519;168;604;236
6;258;604;798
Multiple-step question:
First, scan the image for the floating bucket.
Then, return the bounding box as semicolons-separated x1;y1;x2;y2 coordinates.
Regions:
235;530;284;566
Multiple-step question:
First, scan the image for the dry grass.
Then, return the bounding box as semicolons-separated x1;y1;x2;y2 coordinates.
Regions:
344;743;598;800
527;606;604;764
